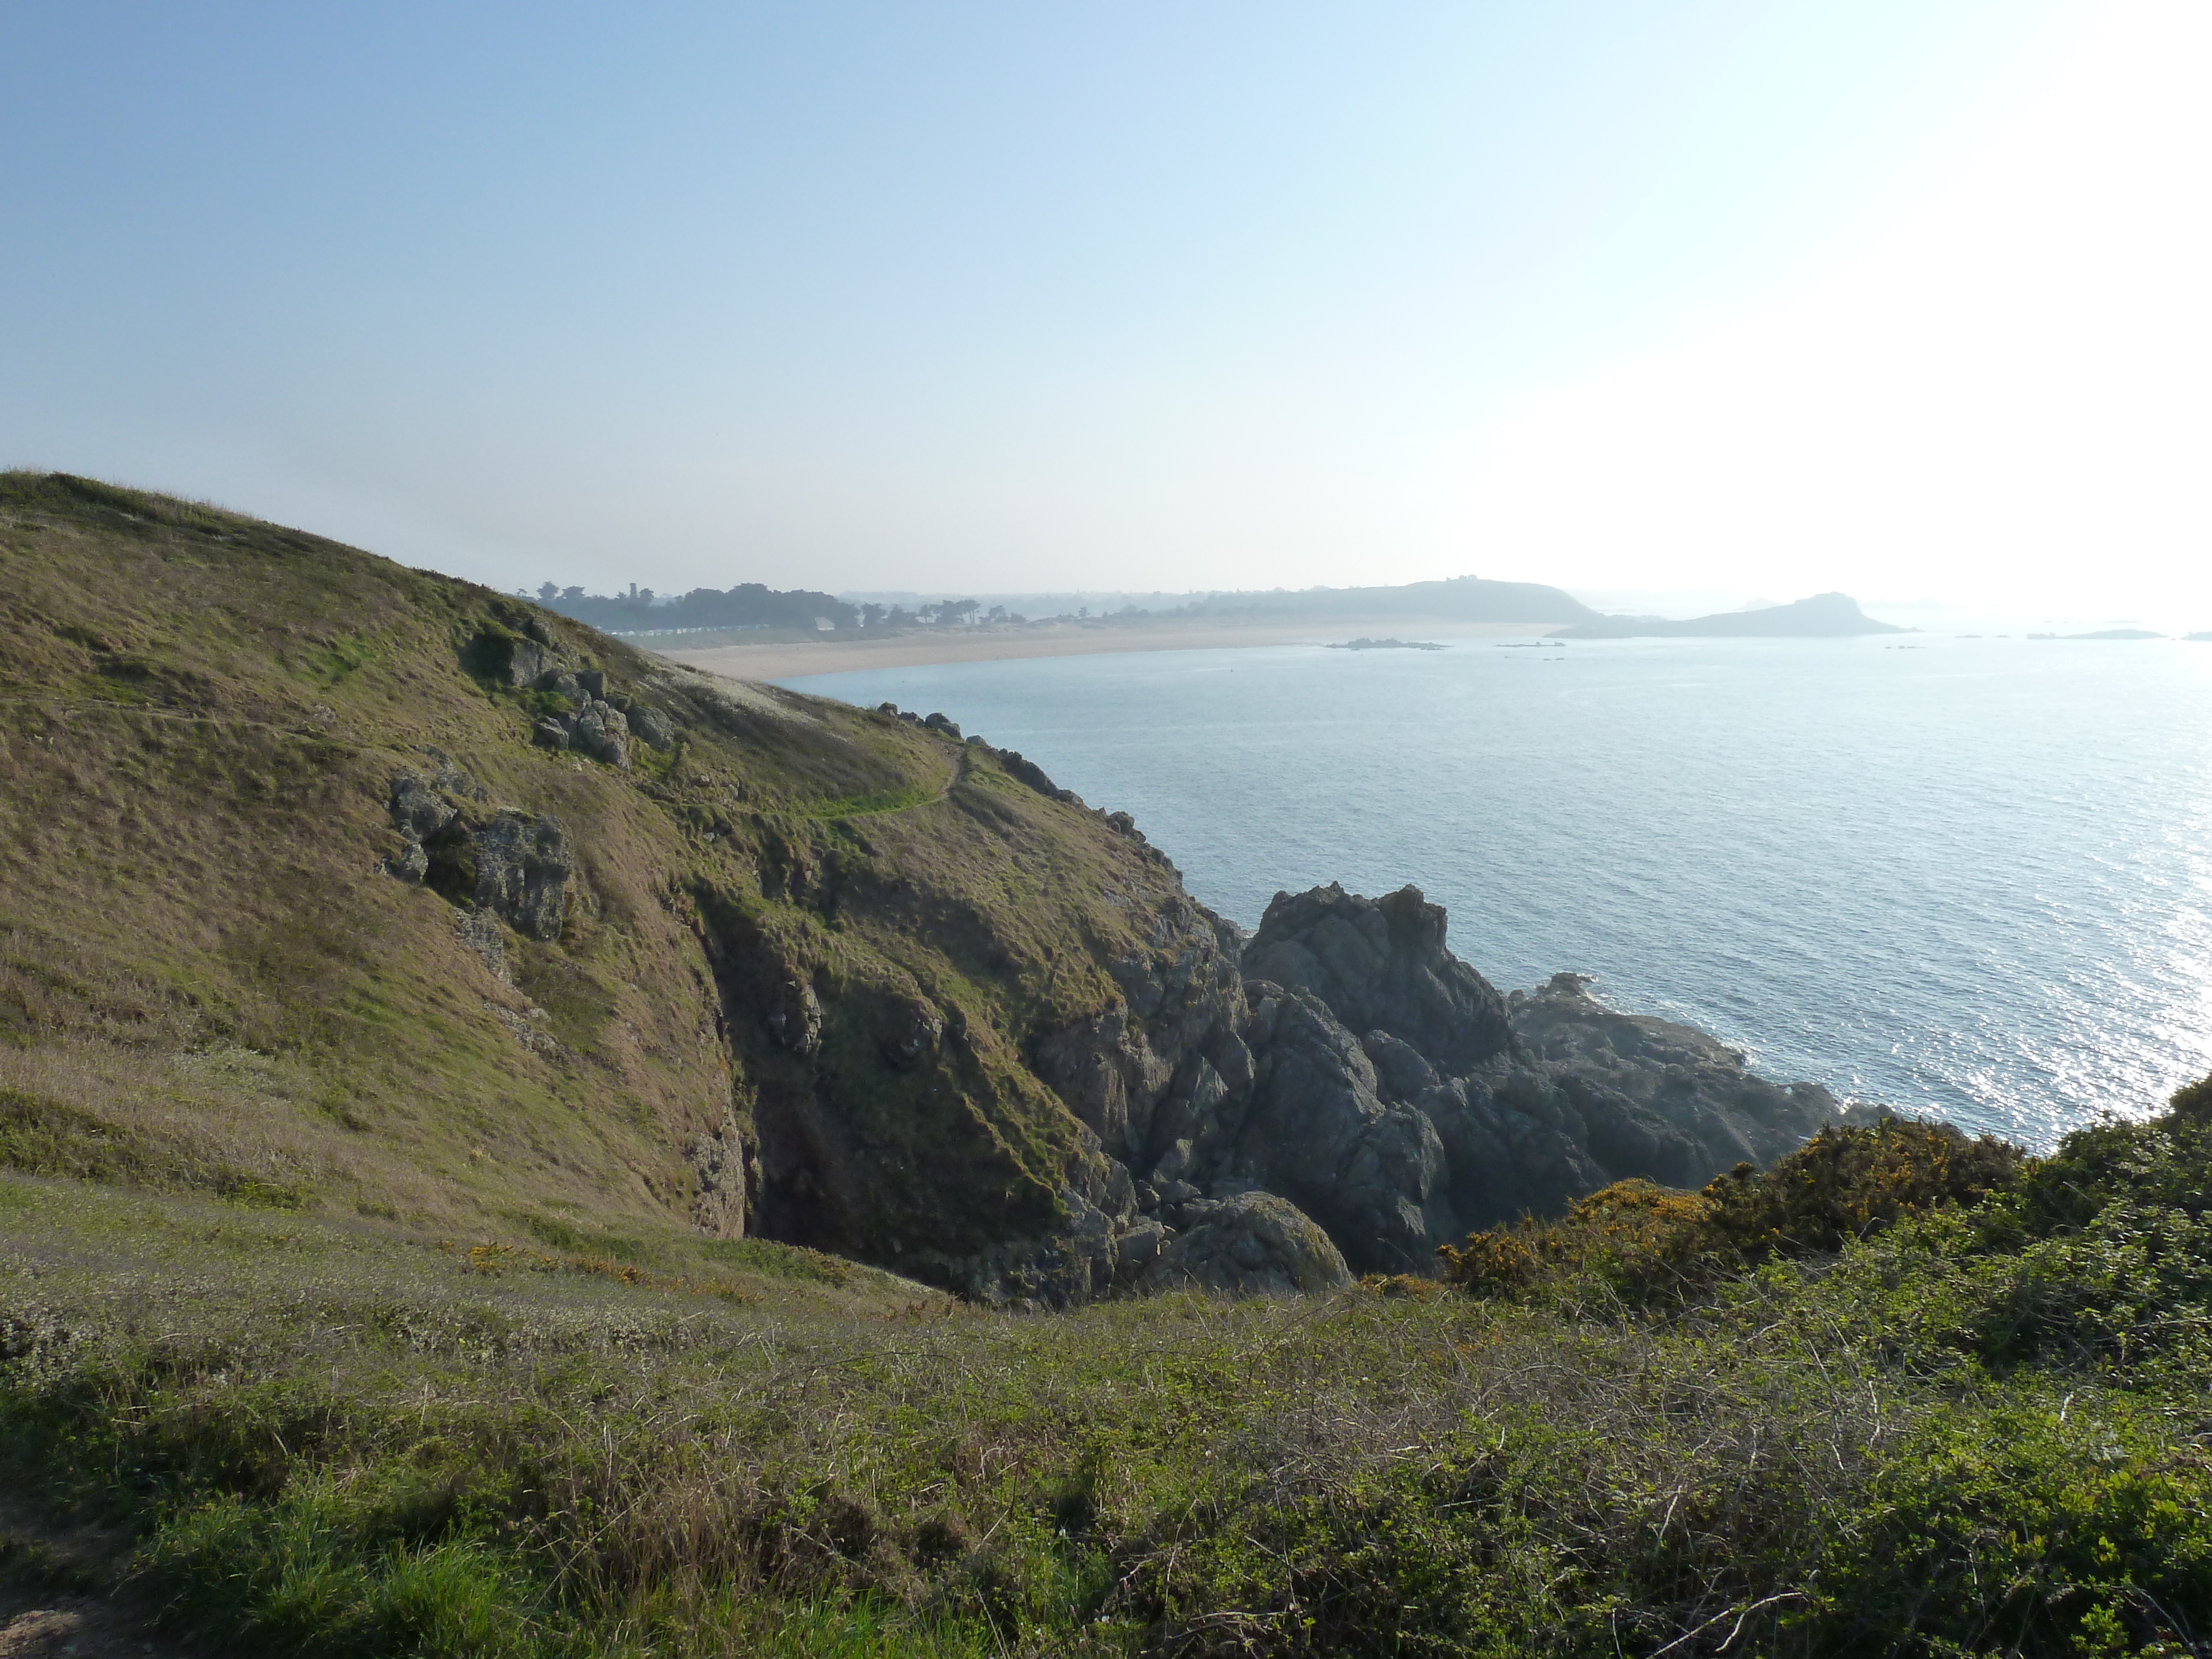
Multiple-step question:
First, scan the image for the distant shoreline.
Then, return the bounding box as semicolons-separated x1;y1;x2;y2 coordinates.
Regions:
658;618;1563;681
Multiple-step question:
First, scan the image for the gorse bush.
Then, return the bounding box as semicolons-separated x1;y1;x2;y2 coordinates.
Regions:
1700;1115;2021;1255
1438;1118;2024;1303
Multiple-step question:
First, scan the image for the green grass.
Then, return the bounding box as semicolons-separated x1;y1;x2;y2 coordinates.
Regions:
806;781;943;820
8;1091;2212;1656
0;1084;313;1207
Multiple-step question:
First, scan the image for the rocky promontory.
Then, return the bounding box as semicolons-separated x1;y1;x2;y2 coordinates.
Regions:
0;473;1854;1317
1000;881;1838;1297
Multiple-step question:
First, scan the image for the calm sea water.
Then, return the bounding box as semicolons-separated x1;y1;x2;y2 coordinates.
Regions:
781;637;2212;1145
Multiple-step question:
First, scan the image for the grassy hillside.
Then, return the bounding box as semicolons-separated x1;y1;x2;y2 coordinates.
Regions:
7;1091;2211;1656
6;473;2210;1656
0;471;1201;1274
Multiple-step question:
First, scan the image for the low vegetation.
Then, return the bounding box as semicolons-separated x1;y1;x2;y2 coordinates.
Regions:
8;1079;2212;1657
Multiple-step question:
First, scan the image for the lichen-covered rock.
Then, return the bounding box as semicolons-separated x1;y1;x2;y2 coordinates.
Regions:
627;704;677;752
469;810;573;941
568;700;630;768
452;907;510;980
389;773;457;841
531;718;570;753
1140;1191;1352;1296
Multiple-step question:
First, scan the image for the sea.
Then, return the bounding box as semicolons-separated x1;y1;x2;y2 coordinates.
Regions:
780;635;2212;1147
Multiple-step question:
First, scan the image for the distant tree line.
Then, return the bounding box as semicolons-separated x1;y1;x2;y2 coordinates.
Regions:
535;582;855;634
529;573;1595;637
532;583;1030;635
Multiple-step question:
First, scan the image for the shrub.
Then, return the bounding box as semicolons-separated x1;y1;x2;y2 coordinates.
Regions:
2169;1070;2212;1123
1436;1177;1713;1299
1439;1120;2020;1302
1698;1117;2021;1259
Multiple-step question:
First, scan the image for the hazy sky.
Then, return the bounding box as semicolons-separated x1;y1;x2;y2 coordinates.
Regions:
6;3;2206;618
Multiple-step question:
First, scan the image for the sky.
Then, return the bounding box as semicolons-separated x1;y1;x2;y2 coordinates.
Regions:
4;2;2207;622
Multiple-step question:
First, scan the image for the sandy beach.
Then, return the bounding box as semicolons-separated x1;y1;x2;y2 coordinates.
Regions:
658;617;1561;682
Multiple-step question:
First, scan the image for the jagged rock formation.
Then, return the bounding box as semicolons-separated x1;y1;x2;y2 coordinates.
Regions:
512;664;690;768
1000;880;1839;1292
1244;884;1513;1072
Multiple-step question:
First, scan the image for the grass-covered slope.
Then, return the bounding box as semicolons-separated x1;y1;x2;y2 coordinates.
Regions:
6;1088;2211;1656
0;471;1202;1274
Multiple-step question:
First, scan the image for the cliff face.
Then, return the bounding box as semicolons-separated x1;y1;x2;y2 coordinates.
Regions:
0;473;1840;1305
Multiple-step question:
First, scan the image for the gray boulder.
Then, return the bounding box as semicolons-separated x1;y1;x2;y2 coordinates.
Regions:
1140;1191;1352;1296
568;700;630;768
389;773;457;841
470;810;574;941
627;704;678;752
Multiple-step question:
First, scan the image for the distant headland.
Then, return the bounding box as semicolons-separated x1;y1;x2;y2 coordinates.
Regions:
1557;592;1907;640
542;576;1913;677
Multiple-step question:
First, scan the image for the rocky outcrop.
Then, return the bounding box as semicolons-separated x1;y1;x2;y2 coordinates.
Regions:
385;769;575;943
1139;1191;1352;1296
689;1106;755;1239
1011;881;1841;1296
568;698;630;768
1243;883;1513;1073
1228;985;1442;1272
471;810;575;941
520;671;637;768
467;622;570;688
1506;972;1835;1175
